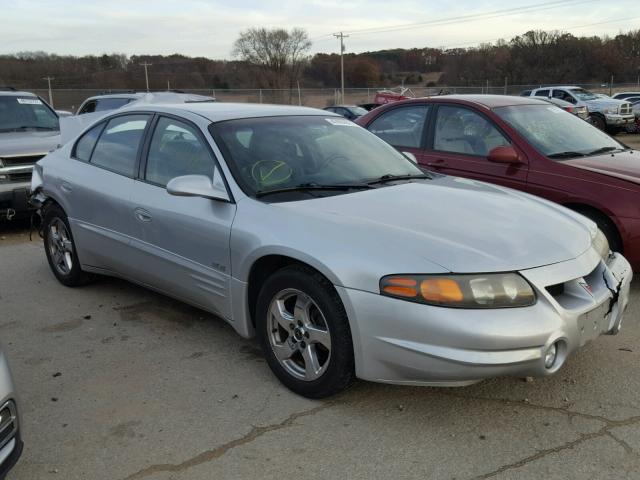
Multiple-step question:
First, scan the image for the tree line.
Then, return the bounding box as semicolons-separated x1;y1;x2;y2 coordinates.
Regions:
1;28;638;91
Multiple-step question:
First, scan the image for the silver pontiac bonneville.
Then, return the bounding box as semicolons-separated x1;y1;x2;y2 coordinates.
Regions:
31;102;632;398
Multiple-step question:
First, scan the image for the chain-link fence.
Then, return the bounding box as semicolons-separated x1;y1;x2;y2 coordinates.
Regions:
25;83;640;111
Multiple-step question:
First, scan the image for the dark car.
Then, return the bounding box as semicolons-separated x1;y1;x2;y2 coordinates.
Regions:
357;95;640;269
323;105;368;121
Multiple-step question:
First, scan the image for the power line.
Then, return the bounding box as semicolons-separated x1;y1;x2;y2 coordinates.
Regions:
310;0;596;41
429;14;640;50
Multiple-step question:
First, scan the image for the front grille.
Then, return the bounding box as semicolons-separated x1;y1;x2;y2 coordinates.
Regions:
0;154;40;183
0;401;17;450
543;262;609;310
620;103;632;115
0;154;45;166
546;283;565;297
6;172;32;182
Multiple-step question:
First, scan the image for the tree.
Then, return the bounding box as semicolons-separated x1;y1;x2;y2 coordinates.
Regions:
232;27;311;90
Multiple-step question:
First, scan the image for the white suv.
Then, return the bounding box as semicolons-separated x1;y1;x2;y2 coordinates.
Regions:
528;86;634;132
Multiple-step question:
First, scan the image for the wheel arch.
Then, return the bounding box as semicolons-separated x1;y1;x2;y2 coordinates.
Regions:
245;253;341;330
562;202;623;252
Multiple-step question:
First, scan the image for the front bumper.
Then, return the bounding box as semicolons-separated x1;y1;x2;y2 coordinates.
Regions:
0;352;21;479
605;113;635;125
0;181;32;218
338;249;632;386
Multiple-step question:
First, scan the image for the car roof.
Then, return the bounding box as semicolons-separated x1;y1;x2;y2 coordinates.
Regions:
0;90;38;97
83;92;147;102
385;94;548;109
121;102;333;122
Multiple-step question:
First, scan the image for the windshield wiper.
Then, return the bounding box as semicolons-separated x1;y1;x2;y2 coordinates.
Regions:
255;182;374;197
547;151;586;159
587;146;625;155
366;173;433;185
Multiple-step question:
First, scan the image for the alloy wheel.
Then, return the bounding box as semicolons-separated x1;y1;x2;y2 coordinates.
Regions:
47;218;74;275
267;288;332;381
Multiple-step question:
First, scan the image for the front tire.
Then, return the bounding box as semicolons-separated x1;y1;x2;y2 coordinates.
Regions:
256;265;355;398
43;205;92;287
588;114;606;131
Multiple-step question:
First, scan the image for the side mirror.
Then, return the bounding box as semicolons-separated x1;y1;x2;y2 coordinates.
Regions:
167;168;230;202
55;110;73;118
402;151;418;164
487;146;521;164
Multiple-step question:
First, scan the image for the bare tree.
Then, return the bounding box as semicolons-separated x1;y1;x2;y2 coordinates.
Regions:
232;27;311;90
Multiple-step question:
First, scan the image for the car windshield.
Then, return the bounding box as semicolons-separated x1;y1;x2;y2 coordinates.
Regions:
347;106;368;116
210;116;424;198
0;96;59;132
494;105;624;158
568;88;597;100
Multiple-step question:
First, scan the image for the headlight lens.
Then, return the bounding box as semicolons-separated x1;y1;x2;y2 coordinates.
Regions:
593;229;610;260
380;273;536;308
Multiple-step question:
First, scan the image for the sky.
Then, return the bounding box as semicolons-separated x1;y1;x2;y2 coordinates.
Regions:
1;0;639;58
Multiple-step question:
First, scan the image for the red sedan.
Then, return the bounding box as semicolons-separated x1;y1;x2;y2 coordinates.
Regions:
356;95;640;268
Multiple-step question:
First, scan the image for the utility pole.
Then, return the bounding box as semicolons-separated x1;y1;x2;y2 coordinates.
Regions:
333;32;348;104
140;62;152;92
42;76;54;107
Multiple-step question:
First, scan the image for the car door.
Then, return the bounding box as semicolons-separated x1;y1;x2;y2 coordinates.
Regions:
367;104;430;162
65;113;151;274
420;104;528;189
129;114;236;318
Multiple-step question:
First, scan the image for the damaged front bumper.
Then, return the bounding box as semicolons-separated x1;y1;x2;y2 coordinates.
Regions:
337;248;632;387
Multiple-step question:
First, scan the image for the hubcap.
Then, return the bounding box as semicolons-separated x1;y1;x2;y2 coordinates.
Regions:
267;289;331;381
47;218;73;275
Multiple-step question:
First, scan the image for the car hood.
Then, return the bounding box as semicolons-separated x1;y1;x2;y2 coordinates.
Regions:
0;130;60;156
565;150;640;185
276;176;594;274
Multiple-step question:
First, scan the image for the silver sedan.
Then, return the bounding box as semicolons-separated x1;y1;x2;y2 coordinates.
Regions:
31;103;633;398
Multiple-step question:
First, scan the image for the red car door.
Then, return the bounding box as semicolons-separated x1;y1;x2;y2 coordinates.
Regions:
366;103;431;164
420;104;529;190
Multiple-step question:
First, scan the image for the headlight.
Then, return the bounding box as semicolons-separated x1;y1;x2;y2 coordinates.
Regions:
593;229;610;260
380;273;536;308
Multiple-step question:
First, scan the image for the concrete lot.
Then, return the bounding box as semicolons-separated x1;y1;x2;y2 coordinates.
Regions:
1;133;640;480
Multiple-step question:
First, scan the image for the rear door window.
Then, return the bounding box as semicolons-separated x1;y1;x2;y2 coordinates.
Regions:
368;105;429;148
534;89;550;97
90;114;150;177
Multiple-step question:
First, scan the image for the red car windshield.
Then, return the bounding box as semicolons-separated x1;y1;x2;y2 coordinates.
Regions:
494;104;624;158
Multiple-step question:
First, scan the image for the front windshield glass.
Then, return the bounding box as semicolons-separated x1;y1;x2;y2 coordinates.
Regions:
348;106;368;116
494;105;623;158
210;116;424;197
568;88;597;101
0;96;59;132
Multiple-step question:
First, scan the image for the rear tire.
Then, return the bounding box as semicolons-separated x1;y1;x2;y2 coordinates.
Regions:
256;264;355;398
43;205;92;287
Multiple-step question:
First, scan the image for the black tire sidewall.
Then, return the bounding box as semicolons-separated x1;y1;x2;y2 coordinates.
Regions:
256;265;355;398
43;206;88;287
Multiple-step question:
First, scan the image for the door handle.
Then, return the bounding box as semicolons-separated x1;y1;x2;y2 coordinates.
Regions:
134;207;152;223
60;182;72;193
